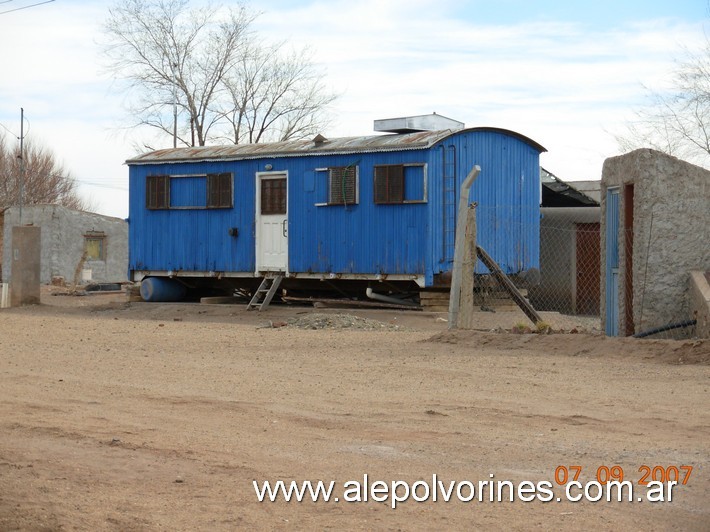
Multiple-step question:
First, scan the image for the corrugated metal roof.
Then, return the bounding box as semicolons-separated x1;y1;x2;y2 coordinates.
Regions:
568;179;601;204
126;127;546;165
541;168;599;207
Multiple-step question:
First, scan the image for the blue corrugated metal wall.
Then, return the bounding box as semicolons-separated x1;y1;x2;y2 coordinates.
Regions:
426;129;541;279
128;128;541;285
129;161;257;273
289;150;429;276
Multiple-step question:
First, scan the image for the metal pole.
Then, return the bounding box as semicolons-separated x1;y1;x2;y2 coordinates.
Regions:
18;107;24;224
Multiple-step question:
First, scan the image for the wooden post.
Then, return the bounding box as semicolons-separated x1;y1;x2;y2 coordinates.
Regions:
457;203;477;329
448;165;480;329
476;244;542;325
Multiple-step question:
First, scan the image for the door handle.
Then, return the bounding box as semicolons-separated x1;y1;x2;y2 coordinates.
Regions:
282;219;287;237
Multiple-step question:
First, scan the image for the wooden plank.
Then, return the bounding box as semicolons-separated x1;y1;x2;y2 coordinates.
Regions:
420;293;450;301
476;288;528;298
282;296;421;311
476;245;542;325
477;299;525;306
420;290;450;297
200;296;245;305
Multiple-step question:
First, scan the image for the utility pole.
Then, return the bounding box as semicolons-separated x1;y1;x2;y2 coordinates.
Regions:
18;107;24;224
172;63;178;148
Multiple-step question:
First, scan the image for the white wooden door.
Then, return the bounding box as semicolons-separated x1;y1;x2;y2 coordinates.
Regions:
256;174;288;272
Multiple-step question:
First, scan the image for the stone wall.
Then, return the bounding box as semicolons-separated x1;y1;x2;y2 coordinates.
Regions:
2;205;128;285
601;149;710;335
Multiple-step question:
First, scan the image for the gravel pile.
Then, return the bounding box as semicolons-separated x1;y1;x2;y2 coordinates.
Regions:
286;313;403;331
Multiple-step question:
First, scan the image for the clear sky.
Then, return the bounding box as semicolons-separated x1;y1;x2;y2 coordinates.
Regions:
0;0;707;218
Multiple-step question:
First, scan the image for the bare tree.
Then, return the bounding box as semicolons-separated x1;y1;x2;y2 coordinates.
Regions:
221;42;336;144
617;39;710;167
103;0;254;146
102;0;337;147
0;134;89;213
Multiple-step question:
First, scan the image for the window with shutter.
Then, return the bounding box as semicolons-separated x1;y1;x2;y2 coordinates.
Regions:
207;173;233;208
328;166;358;205
373;163;427;204
146;175;170;209
374;165;404;204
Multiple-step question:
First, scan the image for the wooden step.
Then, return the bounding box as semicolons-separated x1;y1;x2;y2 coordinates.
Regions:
420;286;530;312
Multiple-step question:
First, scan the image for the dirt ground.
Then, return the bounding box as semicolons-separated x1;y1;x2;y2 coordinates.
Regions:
0;288;708;530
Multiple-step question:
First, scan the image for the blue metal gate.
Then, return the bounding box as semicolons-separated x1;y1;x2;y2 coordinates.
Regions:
605;188;620;336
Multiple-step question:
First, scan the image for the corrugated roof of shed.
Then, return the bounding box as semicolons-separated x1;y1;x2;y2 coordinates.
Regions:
541;168;599;206
126;127;546;165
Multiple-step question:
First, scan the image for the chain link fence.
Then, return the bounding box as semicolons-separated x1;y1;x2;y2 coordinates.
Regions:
472;205;704;340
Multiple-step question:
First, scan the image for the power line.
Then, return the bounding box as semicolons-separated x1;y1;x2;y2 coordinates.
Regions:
0;121;18;137
0;0;55;15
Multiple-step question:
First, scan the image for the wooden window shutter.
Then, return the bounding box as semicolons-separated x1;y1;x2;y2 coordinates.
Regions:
146;175;169;209
207;173;232;208
374;165;404;204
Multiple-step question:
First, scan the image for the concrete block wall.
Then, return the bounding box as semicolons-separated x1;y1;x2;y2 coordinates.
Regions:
2;205;128;285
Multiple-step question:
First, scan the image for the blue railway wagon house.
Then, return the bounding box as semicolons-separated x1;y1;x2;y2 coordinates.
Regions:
126;115;545;300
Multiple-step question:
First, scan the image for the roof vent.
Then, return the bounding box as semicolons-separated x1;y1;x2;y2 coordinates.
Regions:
313;134;328;146
374;113;465;134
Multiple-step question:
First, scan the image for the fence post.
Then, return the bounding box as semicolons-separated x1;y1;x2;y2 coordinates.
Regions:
449;165;480;329
457;203;477;329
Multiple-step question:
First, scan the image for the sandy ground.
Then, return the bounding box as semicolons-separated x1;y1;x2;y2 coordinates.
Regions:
0;288;708;530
